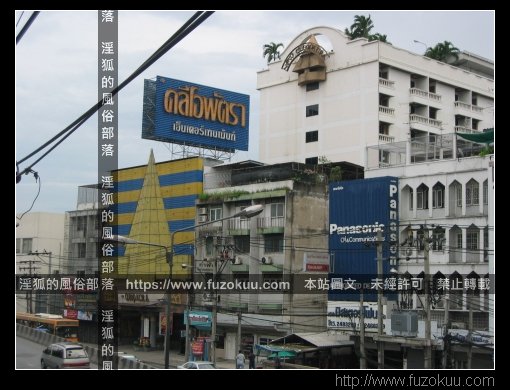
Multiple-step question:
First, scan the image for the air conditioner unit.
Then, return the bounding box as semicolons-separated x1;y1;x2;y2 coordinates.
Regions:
198;215;208;223
261;256;273;265
231;256;242;265
198;207;207;215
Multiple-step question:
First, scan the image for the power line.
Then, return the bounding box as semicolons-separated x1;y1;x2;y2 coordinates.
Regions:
15;11;39;44
16;11;214;182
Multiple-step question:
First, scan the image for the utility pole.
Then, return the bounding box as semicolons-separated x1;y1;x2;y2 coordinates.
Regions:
184;293;191;361
423;228;432;369
467;298;473;369
237;311;242;355
18;257;41;313
359;288;366;369
442;297;450;369
211;256;218;365
376;230;384;369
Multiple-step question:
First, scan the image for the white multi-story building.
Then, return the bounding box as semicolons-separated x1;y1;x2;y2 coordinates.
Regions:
257;26;493;168
365;149;493;368
16;212;65;313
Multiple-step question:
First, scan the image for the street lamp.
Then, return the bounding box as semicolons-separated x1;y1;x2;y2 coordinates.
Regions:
413;40;428;54
168;204;264;366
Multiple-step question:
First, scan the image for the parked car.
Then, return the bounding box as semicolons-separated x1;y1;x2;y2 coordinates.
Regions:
115;352;140;363
177;361;216;369
41;342;90;369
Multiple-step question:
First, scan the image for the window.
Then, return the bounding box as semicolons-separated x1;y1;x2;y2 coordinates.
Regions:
429;83;436;93
306;130;318;143
483;180;488;205
16;238;21;253
379;94;390;107
416;184;429;209
472;119;480;131
22;238;33;254
472;95;478;106
306;82;319;91
410;80;416;88
379;122;390;135
456;184;462;207
77;243;86;258
264;234;284;253
466;228;479;250
483;226;489;262
456;232;463;249
432;228;445;251
305;157;318;165
234;236;250;253
270;203;284;219
432;183;445;208
409;188;413;210
306;104;319;117
209;207;223;221
429;107;438;120
77;216;87;232
466;180;479;206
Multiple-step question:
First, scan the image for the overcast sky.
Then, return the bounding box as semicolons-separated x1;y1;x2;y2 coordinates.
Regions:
15;10;494;215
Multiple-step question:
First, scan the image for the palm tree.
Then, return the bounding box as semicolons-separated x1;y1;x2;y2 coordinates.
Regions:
263;42;284;64
425;41;460;63
369;33;390;43
344;14;374;40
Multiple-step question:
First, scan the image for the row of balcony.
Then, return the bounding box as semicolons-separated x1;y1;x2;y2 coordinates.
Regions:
379;79;485;112
198;216;285;235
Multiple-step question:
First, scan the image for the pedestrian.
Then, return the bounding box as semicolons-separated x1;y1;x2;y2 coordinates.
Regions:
248;351;256;369
274;353;282;369
236;350;245;369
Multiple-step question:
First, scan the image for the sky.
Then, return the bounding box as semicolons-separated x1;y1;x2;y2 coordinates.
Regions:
15;10;494;215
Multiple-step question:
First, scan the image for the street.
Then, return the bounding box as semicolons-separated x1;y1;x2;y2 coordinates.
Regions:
16;336;97;369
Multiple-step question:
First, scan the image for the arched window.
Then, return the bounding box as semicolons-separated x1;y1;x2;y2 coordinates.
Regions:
432;182;445;209
417;184;429;209
466;179;479;206
432;226;445;251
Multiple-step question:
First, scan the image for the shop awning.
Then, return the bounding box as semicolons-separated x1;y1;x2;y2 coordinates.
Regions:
457;129;494;144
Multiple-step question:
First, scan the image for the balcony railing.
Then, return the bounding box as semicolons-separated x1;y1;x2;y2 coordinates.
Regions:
379;106;395;116
257;217;284;229
379;78;395;89
379;134;395;143
409;88;442;102
455;126;480;134
409;114;442;128
228;218;249;230
454;101;483;115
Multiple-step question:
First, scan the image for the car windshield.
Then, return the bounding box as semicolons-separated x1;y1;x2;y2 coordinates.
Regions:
66;348;88;359
198;363;215;369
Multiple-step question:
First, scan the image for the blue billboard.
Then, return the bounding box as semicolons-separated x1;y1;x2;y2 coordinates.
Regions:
329;177;399;301
142;76;249;152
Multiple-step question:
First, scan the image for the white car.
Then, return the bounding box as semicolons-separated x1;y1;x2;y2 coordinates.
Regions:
177;361;216;369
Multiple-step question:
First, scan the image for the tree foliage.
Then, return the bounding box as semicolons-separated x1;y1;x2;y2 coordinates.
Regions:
344;15;390;44
263;42;284;64
424;41;460;63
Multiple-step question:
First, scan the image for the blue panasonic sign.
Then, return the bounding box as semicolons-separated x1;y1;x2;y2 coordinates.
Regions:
329;177;399;301
142;76;249;152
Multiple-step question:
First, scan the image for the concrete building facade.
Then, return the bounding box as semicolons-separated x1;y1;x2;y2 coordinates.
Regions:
16;212;65;313
257;26;494;168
